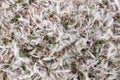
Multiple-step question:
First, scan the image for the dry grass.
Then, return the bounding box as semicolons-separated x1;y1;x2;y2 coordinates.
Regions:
0;0;120;80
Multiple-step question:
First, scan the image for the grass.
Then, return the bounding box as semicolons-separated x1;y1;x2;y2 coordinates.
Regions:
0;0;120;80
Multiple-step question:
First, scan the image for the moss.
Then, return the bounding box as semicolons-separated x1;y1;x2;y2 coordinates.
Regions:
92;50;97;57
21;48;31;57
25;71;31;75
29;0;34;4
11;15;20;23
63;17;74;30
31;56;38;62
88;72;95;78
47;61;52;73
21;63;26;70
16;0;23;3
77;71;85;80
43;35;49;40
113;13;120;23
27;35;33;40
54;52;62;57
95;40;106;46
45;46;50;51
22;3;28;8
0;26;2;29
71;49;79;57
81;48;88;53
65;18;73;25
30;28;33;34
48;37;57;45
91;40;106;57
100;27;108;33
71;62;78;74
49;13;54;18
2;38;11;45
44;35;57;45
